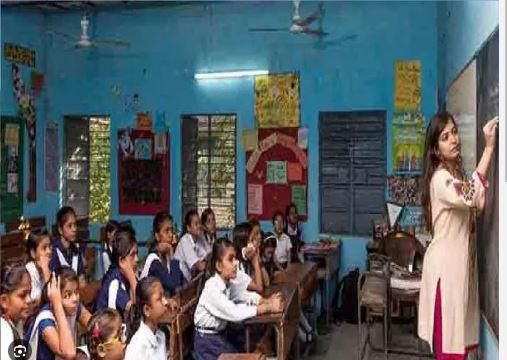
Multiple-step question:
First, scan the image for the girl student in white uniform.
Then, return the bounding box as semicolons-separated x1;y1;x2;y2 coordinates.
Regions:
194;237;284;360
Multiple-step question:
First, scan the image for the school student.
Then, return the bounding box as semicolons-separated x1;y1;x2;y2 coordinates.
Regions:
260;232;277;287
174;209;208;282
25;229;52;306
140;211;184;295
0;264;31;360
96;229;138;317
272;211;292;270
50;207;86;288
124;277;169;360
25;267;92;360
86;308;127;360
101;220;120;276
194;238;284;360
232;222;264;294
284;203;305;263
418;112;498;359
201;208;217;255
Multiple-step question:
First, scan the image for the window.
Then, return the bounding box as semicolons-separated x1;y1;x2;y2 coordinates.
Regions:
63;116;111;223
319;111;386;235
181;115;236;229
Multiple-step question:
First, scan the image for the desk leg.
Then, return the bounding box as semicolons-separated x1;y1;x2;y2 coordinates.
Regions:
325;275;331;326
245;326;251;353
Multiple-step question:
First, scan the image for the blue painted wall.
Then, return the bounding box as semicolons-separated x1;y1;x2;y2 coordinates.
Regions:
1;2;438;248
1;9;48;234
437;1;499;359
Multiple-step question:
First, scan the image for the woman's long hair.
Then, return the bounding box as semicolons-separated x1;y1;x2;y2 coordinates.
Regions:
421;111;463;234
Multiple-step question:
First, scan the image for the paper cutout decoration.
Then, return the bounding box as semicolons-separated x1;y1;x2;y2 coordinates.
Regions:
287;162;303;181
7;174;18;193
297;127;308;149
259;132;277;152
246;149;263;173
392;112;425;173
394;60;421;112
4;124;19;146
4;43;36;67
31;71;44;98
386;202;404;229
119;129;134;157
292;185;306;216
241;129;258;151
154;133;167;154
387;175;421;205
248;184;263;215
136;112;152;130
255;73;300;128
266;161;287;184
134;138;152;160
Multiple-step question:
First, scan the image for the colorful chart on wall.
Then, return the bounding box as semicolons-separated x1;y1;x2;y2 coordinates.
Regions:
246;127;308;221
118;128;170;215
254;73;300;128
394;60;421;112
392;112;425;173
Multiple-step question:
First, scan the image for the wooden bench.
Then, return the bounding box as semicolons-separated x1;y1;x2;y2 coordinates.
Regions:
5;216;46;233
273;262;319;308
1;232;25;265
218;355;266;360
162;272;204;360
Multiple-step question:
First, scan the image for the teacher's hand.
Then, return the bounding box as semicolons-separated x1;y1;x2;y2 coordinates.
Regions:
483;116;499;149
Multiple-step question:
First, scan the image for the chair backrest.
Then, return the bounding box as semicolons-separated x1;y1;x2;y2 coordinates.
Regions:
380;230;425;269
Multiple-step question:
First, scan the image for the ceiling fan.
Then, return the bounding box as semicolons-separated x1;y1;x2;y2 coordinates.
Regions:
249;0;327;37
48;13;130;48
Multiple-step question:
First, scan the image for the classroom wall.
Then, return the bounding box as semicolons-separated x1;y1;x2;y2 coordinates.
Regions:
1;9;49;234
437;1;499;359
1;2;438;249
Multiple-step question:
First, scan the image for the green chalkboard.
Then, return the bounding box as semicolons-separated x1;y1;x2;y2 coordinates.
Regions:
1;116;24;222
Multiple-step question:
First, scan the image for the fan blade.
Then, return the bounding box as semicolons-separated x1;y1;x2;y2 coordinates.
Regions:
47;29;79;43
91;39;130;47
248;28;288;32
301;27;328;37
293;8;322;27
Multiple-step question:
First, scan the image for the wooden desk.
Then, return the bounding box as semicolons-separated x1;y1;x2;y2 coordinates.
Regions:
218;355;265;360
273;262;318;307
302;242;340;325
244;283;299;360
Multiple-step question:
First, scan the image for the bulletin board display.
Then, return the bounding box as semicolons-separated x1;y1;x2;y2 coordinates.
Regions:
118;128;170;215
245;128;308;221
1;116;24;222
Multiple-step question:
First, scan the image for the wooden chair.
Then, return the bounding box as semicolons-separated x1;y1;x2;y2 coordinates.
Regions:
357;258;390;360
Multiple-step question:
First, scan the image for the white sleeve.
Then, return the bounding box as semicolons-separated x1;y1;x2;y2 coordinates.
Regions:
201;284;257;322
108;279;119;309
102;252;111;273
178;236;201;271
1;320;14;360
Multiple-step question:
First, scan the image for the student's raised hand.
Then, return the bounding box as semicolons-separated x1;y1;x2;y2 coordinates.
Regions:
37;253;51;273
483;116;499;149
47;273;62;307
244;245;256;262
167;298;179;313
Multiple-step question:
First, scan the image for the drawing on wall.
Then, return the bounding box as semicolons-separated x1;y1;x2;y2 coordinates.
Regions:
255;73;300;128
392;112;425;173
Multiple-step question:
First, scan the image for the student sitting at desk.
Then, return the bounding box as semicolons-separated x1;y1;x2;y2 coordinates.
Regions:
174;209;208;282
201;208;217;256
284;203;305;263
272;211;292;270
101;220;120;276
194;238;283;360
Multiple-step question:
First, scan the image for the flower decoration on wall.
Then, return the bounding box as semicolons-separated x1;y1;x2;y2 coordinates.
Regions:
12;64;36;142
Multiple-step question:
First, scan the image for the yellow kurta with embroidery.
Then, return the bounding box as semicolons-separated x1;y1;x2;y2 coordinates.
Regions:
418;168;487;353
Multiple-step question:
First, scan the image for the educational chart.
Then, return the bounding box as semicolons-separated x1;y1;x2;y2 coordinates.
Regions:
118;128;170;215
475;30;499;338
1;116;24;222
246;128;308;221
392;112;425;173
394;60;421;112
254;73;300;128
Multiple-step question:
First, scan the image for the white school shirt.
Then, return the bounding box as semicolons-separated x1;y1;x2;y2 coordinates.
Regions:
25;261;44;301
124;321;166;360
102;245;112;274
194;273;259;333
1;317;22;360
174;233;208;282
274;233;292;264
